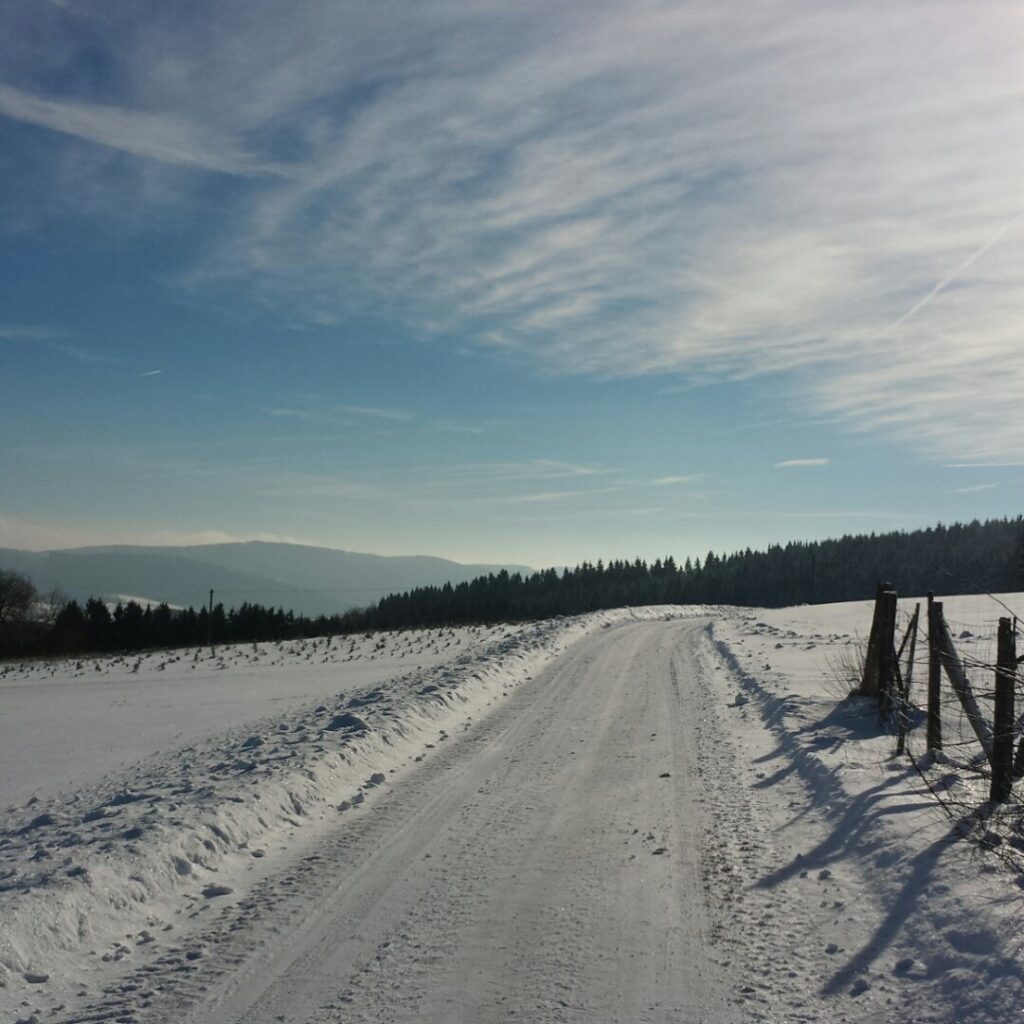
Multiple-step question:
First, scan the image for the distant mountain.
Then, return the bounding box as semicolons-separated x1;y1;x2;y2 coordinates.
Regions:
0;542;532;617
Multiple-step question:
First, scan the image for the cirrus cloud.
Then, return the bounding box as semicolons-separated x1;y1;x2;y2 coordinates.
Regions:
2;0;1023;463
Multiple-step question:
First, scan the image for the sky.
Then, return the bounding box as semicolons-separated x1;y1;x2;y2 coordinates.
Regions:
1;0;1022;570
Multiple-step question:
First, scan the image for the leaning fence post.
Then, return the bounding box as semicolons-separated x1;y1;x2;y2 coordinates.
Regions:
895;603;920;756
926;593;942;752
991;617;1016;802
903;603;920;697
936;610;993;759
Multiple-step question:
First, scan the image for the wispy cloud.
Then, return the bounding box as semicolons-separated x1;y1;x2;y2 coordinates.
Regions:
775;458;830;468
255;477;385;501
448;460;615;483
53;342;111;365
430;419;490;435
264;401;417;431
140;368;162;377
3;1;1024;462
0;83;277;176
954;482;999;494
265;406;320;423
0;324;61;340
498;484;625;506
529;460;613;478
336;404;414;422
652;474;702;486
506;491;582;505
945;462;1024;469
8;333;136;369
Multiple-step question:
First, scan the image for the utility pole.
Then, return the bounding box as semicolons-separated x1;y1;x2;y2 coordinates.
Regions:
207;589;214;649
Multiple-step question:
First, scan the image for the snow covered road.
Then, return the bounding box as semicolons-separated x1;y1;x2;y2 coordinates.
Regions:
150;619;727;1024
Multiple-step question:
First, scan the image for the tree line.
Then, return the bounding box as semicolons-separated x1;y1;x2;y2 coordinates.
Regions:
0;585;349;658
337;517;1024;630
1;517;1021;658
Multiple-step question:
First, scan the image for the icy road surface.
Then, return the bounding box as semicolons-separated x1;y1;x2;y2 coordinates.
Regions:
158;619;726;1023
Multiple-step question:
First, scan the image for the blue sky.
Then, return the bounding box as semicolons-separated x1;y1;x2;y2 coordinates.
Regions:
1;0;1022;568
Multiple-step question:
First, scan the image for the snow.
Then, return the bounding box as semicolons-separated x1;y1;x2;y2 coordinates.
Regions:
1;598;1023;1023
0;627;516;808
708;592;1024;1022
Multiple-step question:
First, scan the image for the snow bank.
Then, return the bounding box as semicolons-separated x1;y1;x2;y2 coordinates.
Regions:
0;625;517;806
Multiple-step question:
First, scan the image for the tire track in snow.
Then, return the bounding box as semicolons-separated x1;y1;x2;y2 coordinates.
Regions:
108;619;732;1024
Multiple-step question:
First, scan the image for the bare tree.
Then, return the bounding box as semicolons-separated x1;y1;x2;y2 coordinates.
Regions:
0;568;37;626
0;569;39;655
38;586;69;627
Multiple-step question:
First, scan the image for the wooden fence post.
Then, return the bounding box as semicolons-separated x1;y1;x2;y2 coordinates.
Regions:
878;590;899;717
862;581;893;698
926;593;942;752
991;617;1016;802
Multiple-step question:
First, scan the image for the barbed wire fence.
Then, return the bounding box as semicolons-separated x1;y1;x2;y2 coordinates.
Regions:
858;581;1024;869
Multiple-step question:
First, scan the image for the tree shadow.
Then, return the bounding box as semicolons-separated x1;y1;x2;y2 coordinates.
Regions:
752;761;797;789
722;633;1024;1001
818;803;1024;996
754;774;911;890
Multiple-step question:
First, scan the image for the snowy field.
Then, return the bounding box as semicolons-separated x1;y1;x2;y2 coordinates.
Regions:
0;627;515;808
2;597;1023;1023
